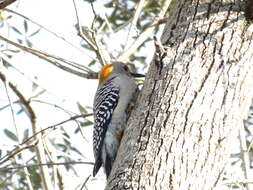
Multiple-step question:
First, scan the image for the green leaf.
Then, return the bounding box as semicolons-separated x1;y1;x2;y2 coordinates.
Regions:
26;39;32;48
17;107;25;115
4;129;18;142
88;60;96;67
32;82;38;92
17;38;23;44
29;28;41;37
2;58;12;68
11;26;22;35
74;120;93;133
77;102;87;114
24;20;28;33
23;129;29;141
80;120;93;127
70;146;84;156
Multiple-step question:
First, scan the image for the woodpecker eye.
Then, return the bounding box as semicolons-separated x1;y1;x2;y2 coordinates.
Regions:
123;65;129;72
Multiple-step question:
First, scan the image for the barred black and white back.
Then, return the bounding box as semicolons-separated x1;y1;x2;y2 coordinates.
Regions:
93;78;120;177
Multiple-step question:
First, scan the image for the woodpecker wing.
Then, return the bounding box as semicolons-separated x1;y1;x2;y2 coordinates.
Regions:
93;78;120;176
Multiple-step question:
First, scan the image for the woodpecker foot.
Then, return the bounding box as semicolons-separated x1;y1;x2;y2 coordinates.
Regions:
154;36;168;73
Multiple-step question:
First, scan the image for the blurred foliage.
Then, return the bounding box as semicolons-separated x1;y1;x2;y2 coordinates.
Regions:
97;0;161;30
81;0;165;66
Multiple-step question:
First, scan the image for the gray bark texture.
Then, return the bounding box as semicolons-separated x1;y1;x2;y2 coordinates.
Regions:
106;0;253;189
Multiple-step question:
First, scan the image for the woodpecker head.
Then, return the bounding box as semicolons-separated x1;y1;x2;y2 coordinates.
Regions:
98;62;145;84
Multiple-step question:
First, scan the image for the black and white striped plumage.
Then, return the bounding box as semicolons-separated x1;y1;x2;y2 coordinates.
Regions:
92;62;144;179
93;78;120;177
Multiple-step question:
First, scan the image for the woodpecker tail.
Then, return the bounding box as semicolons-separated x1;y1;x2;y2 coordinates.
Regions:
93;153;114;178
104;154;114;179
93;157;102;177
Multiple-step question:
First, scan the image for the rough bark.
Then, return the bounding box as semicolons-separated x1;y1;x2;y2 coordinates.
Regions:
106;0;253;189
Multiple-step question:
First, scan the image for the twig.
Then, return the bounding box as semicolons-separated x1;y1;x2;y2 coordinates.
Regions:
98;17;133;35
73;0;111;65
0;100;19;111
0;71;35;190
247;138;253;152
239;121;253;190
0;0;17;9
3;72;19;140
32;99;91;142
0;52;50;96
0;142;38;166
0;35;98;79
80;175;91;190
3;8;96;60
0;71;36;119
21;113;93;146
0;169;19;186
124;0;146;50
102;15;113;34
0;71;53;190
223;179;253;185
117;0;172;62
89;3;111;65
0;161;94;171
92;30;111;66
31;99;77;115
56;168;64;190
73;0;96;50
0;113;92;170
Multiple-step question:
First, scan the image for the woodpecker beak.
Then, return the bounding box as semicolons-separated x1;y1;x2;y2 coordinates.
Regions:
130;72;145;78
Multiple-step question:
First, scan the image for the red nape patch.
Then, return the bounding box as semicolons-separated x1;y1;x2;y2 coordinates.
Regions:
99;64;113;84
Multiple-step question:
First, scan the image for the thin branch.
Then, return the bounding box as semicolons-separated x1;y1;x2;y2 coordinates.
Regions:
21;113;93;146
31;99;91;143
0;71;36;120
80;175;91;190
223;179;253;185
90;3;111;65
0;71;53;190
0;52;50;96
56;169;64;190
3;72;19;140
98;17;133;35
117;0;172;62
92;30;111;66
0;169;19;186
0;142;38;166
239;121;253;190
90;3;98;30
247;138;253;152
3;8;96;60
0;161;94;171
124;0;146;50
73;0;96;50
73;0;111;65
0;113;92;169
0;0;17;9
103;15;113;34
0;100;19;111
31;99;78;115
0;71;35;190
0;34;98;79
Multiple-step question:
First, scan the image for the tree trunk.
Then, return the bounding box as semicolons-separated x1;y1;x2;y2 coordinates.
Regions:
106;0;253;189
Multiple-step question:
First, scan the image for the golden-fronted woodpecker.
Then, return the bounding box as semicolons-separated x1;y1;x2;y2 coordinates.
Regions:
92;62;144;178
